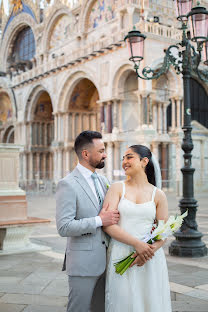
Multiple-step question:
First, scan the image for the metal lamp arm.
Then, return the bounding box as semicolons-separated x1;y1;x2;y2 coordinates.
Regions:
134;44;181;80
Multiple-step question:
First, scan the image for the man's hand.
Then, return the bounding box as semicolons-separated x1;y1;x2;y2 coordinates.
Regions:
99;204;120;227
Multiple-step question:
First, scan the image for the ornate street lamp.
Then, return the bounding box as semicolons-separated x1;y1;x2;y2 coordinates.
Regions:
175;0;193;22
125;2;208;257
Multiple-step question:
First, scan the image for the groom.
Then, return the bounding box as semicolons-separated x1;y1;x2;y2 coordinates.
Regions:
56;130;120;312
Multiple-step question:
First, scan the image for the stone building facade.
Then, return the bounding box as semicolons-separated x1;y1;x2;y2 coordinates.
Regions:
0;0;208;193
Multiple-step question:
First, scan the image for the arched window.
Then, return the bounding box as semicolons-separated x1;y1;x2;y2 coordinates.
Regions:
13;27;35;61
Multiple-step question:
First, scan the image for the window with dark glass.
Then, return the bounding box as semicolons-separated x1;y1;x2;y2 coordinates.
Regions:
13;27;35;61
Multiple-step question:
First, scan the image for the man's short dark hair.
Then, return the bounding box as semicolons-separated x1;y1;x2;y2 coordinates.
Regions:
74;131;102;159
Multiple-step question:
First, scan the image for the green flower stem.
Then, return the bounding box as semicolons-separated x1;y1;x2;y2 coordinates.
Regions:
115;254;133;273
114;252;134;265
119;257;135;275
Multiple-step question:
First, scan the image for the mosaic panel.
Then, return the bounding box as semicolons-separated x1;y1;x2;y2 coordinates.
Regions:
0;93;13;126
49;15;74;50
88;0;120;30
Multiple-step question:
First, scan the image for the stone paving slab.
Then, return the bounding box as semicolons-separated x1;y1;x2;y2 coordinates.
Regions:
196;284;208;291
0;303;26;312
0;294;67;307
0;283;47;295
172;300;208;312
41;280;68;297
22;305;66;312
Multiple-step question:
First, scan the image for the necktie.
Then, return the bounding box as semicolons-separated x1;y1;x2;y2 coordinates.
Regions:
91;172;103;208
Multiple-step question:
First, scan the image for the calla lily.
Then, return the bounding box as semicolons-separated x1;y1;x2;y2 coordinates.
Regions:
114;211;188;275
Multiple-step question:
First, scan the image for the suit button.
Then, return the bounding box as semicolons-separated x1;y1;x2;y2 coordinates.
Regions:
102;241;105;244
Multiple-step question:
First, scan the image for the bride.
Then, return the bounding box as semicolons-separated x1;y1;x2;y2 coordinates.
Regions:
103;144;172;312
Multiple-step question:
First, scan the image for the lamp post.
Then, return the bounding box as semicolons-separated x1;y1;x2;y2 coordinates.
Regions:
125;0;208;257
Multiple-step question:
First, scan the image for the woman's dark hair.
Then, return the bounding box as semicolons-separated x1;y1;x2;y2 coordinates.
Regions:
129;145;156;186
74;130;102;159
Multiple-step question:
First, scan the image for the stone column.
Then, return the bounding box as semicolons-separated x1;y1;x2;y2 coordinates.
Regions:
163;102;169;134
127;6;135;30
148;94;153;125
71;113;76;140
161;143;168;188
42;153;46;179
49;153;53;180
106;142;113;182
141;94;148;125
37;123;40;146
118;99;123;132
28;153;33;181
57;149;63;180
100;102;105;133
65;148;70;174
112;99;118;132
171;98;176;131
64;114;68;143
78;113;82;133
54;114;58;141
53;150;57;182
158;103;162;134
151;142;159;160
107;101;113;133
57;114;61;142
152;103;157;130
36;152;40;180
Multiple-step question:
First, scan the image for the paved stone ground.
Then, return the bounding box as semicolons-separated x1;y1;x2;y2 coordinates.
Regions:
0;192;208;312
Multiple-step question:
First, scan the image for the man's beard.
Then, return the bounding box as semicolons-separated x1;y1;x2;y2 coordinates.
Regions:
96;160;105;169
89;158;105;169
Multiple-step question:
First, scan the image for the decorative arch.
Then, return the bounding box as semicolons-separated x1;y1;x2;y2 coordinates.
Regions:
24;84;54;122
2;125;15;143
112;63;136;98
79;0;97;34
0;13;37;71
58;70;101;112
42;6;73;52
0;78;17;119
2;1;37;37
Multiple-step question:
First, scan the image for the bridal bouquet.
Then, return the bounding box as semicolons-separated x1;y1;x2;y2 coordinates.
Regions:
114;211;188;275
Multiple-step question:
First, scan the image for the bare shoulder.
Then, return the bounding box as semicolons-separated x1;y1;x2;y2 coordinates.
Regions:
108;181;123;194
155;188;167;203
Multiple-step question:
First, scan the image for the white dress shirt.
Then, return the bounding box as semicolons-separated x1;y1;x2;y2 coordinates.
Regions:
76;163;103;227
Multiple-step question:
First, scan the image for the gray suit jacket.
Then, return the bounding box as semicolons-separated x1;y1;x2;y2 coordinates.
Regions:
56;167;109;276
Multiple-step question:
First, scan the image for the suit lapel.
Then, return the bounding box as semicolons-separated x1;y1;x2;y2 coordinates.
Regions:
72;168;99;212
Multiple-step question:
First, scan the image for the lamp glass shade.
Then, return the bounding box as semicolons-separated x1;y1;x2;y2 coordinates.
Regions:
124;30;146;64
189;7;208;42
202;41;208;65
175;0;193;21
127;36;144;61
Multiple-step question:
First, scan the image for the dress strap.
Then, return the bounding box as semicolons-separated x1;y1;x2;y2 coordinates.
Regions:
120;181;126;200
151;186;157;202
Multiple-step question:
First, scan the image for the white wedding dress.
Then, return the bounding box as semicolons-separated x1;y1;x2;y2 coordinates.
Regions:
105;182;172;312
